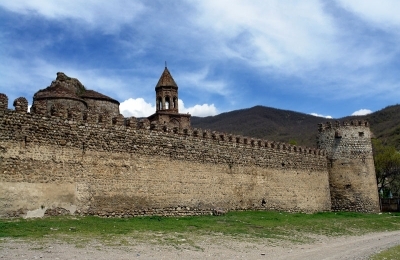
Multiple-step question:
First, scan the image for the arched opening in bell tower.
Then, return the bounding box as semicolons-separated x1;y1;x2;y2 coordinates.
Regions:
165;96;170;110
157;97;162;111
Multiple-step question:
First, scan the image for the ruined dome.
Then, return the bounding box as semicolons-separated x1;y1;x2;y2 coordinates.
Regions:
33;72;118;104
31;72;120;117
34;83;85;102
54;72;86;95
33;72;86;102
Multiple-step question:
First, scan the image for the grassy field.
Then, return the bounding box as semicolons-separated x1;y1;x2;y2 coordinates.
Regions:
1;211;400;246
370;244;400;260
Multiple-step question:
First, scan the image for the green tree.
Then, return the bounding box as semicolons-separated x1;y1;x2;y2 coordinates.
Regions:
372;139;400;197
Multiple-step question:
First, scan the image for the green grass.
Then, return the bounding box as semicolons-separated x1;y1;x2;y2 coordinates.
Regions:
1;211;399;246
370;244;400;260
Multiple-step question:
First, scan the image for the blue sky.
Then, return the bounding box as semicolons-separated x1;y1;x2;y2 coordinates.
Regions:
1;1;400;118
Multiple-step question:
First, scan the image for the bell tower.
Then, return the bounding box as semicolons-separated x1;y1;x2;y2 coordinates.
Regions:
155;66;179;113
147;66;191;129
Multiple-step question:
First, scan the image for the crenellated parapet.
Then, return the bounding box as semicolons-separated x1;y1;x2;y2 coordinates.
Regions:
146;121;326;158
0;94;326;160
0;94;133;130
0;107;328;178
318;120;369;132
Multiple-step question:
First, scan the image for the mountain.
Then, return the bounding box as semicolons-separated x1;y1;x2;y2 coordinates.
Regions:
191;104;400;149
349;104;400;149
191;106;330;148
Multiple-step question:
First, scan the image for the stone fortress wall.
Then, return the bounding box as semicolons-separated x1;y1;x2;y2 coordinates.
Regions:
0;70;380;218
0;94;334;217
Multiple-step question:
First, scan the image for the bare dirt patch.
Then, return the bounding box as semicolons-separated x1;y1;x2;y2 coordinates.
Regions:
1;231;400;259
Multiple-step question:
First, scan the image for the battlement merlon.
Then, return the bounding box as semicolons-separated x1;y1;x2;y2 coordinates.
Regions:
0;93;8;114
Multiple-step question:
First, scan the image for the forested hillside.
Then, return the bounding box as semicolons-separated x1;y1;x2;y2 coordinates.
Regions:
191;104;400;149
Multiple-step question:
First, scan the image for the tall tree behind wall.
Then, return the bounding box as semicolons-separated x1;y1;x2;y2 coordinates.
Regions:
372;139;400;197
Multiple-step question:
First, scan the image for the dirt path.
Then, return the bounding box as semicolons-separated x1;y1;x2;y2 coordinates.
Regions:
1;231;400;259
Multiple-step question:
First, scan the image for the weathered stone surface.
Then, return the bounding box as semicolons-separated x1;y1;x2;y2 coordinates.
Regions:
317;121;380;212
0;107;332;217
0;70;380;218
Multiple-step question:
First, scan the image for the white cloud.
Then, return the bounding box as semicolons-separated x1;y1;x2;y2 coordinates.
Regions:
351;109;373;116
120;98;218;118
120;98;155;118
310;113;333;119
194;0;338;71
335;0;400;30
178;99;218;117
191;0;400;102
0;0;145;33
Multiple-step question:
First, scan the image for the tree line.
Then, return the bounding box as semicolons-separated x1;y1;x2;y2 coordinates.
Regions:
373;139;400;198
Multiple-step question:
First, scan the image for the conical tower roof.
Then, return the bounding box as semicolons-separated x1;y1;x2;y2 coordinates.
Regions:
155;67;178;89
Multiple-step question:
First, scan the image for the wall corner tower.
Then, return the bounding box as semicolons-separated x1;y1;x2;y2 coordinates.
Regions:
317;120;380;212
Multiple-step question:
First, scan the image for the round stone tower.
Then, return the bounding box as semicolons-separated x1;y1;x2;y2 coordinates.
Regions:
317;120;380;212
